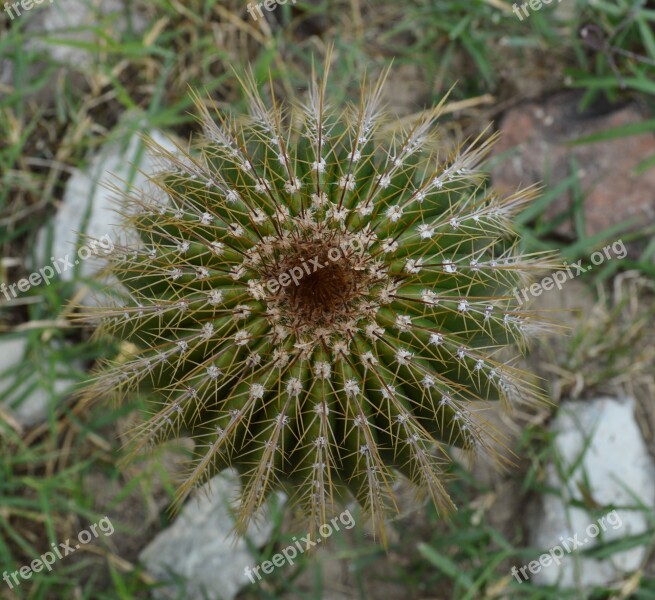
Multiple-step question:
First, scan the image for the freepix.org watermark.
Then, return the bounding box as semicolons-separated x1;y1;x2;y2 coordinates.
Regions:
511;510;623;583
512;0;565;21
0;234;114;301
246;0;297;22
3;0;54;20
244;509;355;583
513;239;627;305
2;516;115;590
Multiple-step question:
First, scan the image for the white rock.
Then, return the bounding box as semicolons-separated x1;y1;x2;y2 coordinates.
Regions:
528;396;655;588
0;335;80;428
24;0;148;69
34;125;177;305
139;471;281;600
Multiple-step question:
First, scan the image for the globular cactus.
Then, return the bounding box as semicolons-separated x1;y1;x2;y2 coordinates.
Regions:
81;60;557;542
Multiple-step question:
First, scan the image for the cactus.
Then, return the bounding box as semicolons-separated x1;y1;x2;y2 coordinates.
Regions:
81;61;557;542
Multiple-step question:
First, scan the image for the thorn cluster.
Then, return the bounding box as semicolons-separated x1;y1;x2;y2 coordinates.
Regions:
81;57;558;542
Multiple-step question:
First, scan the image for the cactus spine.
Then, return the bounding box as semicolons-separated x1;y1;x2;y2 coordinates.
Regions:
82;59;556;542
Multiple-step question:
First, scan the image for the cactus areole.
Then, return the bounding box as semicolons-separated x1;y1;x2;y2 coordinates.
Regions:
83;62;555;541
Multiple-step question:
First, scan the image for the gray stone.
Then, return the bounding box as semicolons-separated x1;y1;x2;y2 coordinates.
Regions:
139;471;280;600
34;125;177;305
529;396;655;588
24;0;148;69
3;0;150;105
0;335;80;428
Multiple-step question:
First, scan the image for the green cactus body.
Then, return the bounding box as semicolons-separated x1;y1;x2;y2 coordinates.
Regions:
83;64;556;541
